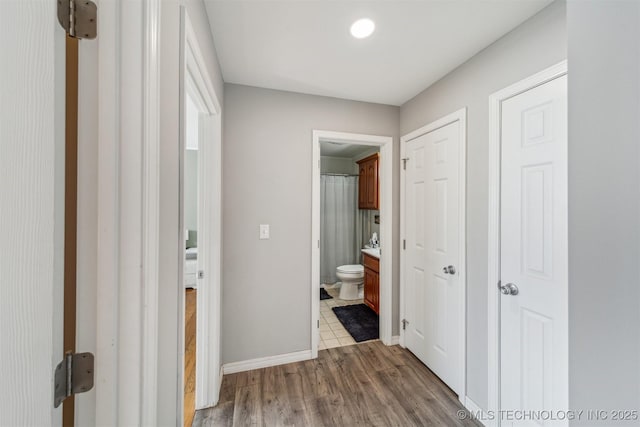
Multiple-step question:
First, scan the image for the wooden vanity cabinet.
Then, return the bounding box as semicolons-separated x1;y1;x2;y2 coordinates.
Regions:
363;253;379;315
357;153;379;210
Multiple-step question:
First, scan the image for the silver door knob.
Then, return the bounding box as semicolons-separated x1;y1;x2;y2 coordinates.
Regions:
499;282;519;295
443;265;456;275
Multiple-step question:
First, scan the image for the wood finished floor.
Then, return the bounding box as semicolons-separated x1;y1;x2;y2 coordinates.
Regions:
192;341;480;427
185;288;197;427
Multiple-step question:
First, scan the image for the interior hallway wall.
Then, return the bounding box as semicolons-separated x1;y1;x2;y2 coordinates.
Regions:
158;0;224;424
567;1;640;423
222;84;399;364
184;150;198;238
399;0;567;410
320;156;357;174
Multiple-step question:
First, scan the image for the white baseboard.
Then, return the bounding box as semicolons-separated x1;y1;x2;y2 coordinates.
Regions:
222;350;312;374
389;335;400;345
463;396;488;427
215;365;224;405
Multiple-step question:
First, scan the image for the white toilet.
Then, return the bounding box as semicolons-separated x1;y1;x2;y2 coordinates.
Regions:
336;264;364;300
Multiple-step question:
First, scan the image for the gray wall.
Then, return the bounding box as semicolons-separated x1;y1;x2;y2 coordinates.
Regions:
567;1;640;424
353;149;382;247
320;155;356;174
185;149;198;243
399;1;567;410
222;84;399;364
158;0;224;424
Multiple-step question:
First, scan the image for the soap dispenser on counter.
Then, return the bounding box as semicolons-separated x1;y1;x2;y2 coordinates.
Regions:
369;232;379;248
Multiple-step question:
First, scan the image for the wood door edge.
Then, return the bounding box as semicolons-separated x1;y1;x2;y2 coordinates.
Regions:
62;34;79;427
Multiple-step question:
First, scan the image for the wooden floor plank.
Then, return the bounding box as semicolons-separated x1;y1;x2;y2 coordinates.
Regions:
218;373;239;405
194;341;481;427
184;289;197;427
193;401;234;427
310;393;348;427
282;359;316;401
232;384;263;427
236;368;263;389
261;365;297;426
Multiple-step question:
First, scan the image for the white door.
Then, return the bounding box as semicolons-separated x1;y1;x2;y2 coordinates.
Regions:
500;75;568;425
0;2;65;425
404;119;462;395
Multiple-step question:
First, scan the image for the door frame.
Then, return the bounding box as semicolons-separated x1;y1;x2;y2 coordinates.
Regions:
95;0;162;424
487;60;568;427
95;4;222;423
311;130;394;357
399;107;467;400
178;8;223;416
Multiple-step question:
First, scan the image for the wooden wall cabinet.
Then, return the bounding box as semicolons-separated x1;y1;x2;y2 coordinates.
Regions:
363;253;379;315
357;153;379;210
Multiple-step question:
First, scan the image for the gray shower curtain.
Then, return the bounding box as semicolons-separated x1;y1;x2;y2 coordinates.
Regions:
320;175;363;284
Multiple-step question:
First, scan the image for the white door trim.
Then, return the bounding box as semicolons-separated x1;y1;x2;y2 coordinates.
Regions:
399;107;467;401
311;130;394;357
178;7;223;417
95;0;162;424
487;60;568;427
141;0;162;424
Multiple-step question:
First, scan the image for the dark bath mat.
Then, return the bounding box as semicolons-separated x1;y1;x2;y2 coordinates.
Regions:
320;287;333;300
332;304;379;342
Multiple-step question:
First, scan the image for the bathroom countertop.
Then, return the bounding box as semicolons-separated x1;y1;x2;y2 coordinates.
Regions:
361;247;381;259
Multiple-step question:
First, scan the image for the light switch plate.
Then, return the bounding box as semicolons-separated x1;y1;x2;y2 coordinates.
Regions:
259;224;270;240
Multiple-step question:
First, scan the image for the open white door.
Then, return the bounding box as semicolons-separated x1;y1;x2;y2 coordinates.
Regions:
402;109;466;397
0;2;66;425
499;74;568;426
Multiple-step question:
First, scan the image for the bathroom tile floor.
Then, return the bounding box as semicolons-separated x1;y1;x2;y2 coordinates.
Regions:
319;285;376;350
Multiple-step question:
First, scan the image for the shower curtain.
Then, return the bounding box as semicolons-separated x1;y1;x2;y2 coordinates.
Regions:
320;175;363;284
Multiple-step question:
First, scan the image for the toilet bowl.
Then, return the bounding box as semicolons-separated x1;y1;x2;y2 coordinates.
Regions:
336;264;364;300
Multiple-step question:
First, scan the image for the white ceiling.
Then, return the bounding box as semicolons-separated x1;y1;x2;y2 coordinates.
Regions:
204;0;553;106
320;141;377;158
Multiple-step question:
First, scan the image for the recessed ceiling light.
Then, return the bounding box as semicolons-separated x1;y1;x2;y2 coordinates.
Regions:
350;18;375;39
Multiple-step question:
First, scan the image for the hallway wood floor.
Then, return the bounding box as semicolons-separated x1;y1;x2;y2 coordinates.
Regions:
185;288;197;427
192;341;479;426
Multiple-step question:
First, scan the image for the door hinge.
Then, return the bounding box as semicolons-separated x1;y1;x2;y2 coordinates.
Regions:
402;319;409;330
403;239;406;250
317;319;320;328
402;158;409;170
57;0;98;39
198;270;204;279
54;352;94;408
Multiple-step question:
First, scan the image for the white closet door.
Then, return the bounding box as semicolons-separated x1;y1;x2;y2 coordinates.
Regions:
500;75;568;426
404;119;462;395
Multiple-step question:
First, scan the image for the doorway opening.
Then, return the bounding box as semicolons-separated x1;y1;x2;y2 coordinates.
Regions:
183;90;201;427
178;8;223;427
311;131;394;357
318;144;380;349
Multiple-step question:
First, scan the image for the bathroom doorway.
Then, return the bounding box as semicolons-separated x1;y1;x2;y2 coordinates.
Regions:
311;131;394;357
182;91;200;427
178;9;223;427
